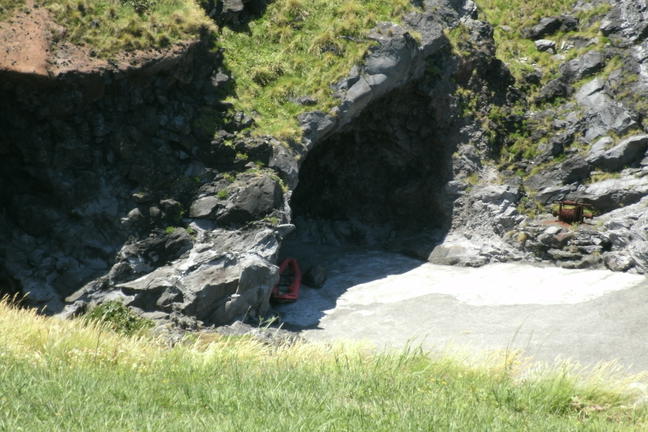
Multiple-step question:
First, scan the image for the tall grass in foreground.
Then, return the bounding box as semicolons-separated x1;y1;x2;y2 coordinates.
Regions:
218;0;414;139
0;299;647;431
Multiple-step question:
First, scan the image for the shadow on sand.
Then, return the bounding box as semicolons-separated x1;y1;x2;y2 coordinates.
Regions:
273;240;423;330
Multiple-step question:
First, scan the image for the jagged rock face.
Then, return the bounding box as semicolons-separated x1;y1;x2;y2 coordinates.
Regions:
600;0;648;43
0;42;222;311
523;15;579;40
0;40;288;323
0;1;486;324
586;134;648;172
290;1;516;258
502;0;648;273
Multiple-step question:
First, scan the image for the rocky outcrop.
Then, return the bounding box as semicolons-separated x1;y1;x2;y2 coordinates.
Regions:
367;0;648;272
575;78;638;141
494;0;648;273
569;170;648;213
189;173;284;225
67;226;283;326
600;0;648;43
241;0;648;277
0;37;290;324
586;134;648;171
597;196;648;274
523;15;579;40
298;22;445;150
508;222;611;270
5;0;508;325
429;181;527;266
291;1;518;259
559;50;605;82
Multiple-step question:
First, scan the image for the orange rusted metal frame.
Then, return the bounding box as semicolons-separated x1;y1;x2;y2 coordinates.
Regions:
555;200;591;224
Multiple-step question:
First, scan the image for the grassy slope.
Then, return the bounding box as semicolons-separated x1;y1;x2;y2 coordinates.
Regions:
0;0;23;20
39;0;212;57
0;301;647;431
219;0;414;139
471;0;612;165
25;0;415;138
474;0;610;84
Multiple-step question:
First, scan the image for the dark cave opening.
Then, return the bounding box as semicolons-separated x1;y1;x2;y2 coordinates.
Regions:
274;81;462;327
289;82;457;257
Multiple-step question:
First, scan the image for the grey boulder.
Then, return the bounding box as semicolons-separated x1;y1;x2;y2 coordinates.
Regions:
560;51;605;82
535;39;557;53
600;0;648;43
568;172;648;213
597;196;648;274
586;134;648;172
189;174;283;225
523;15;579;40
575;78;637;140
303;264;327;288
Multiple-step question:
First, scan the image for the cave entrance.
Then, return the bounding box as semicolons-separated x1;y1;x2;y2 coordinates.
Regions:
274;83;458;327
288;83;456;258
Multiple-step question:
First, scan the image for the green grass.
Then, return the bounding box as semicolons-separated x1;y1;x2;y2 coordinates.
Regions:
474;1;611;86
218;0;415;139
39;0;212;57
0;0;23;20
83;300;154;336
1;300;648;431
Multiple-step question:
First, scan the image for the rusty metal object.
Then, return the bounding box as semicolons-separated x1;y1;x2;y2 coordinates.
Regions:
551;200;593;224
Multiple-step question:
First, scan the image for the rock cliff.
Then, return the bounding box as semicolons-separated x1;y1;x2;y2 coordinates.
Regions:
1;0;647;328
0;34;289;325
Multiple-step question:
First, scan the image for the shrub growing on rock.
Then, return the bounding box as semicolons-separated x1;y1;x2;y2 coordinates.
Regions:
84;301;153;336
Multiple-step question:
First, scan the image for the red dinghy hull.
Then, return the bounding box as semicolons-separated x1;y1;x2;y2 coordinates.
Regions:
271;258;302;303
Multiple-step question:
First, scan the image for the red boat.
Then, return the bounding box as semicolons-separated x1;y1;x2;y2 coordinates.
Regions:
271;258;302;303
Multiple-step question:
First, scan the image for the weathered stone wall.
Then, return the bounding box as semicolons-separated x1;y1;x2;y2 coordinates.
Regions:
0;38;288;324
0;40;218;309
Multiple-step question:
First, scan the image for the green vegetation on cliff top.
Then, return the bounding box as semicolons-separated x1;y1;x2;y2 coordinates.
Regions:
39;0;211;56
473;0;612;165
0;0;22;20
219;0;414;138
1;300;647;431
0;0;415;138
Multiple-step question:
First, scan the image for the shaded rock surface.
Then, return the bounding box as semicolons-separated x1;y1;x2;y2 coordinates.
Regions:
3;0;501;326
586;134;648;171
0;37;290;325
292;2;518;263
